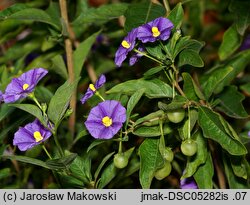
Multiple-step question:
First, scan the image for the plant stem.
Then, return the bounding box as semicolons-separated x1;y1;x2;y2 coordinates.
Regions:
118;131;123;154
208;140;226;188
159;41;172;60
95;91;105;102
53;131;64;157
42;145;52;159
59;0;76;138
134;48;163;65
30;94;42;110
163;0;171;15
187;106;191;139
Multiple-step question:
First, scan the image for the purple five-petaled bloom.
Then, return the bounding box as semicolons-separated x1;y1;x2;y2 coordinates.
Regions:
80;74;106;104
248;131;250;138
13;119;52;151
3;68;48;103
85;100;126;139
137;17;174;43
180;177;198;189
115;28;138;67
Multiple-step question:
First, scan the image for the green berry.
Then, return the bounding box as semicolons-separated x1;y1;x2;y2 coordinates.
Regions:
180;139;197;157
163;147;174;162
167;109;185;123
154;161;172;180
113;153;128;169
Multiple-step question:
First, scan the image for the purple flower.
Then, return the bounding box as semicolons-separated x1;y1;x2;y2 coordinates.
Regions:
180;177;198;189
0;91;3;102
85;100;126;139
239;34;250;51
13;119;52;151
3;68;48;103
115;28;138;67
80;74;106;104
248;131;250;137
137;17;174;43
129;45;145;66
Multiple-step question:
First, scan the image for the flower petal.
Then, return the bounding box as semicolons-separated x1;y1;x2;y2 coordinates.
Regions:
85;100;126;139
80;88;94;104
95;74;106;89
3;68;48;103
13;119;52;151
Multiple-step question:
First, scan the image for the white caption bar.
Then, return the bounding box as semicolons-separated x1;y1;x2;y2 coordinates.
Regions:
0;189;249;205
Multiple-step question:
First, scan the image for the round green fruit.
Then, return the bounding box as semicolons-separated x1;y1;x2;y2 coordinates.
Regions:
113;153;128;169
154;161;172;180
180;139;197;157
167;109;185;123
163;147;174;162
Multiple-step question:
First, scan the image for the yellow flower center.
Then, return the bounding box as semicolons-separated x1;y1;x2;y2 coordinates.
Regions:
22;83;29;90
102;116;113;127
33;131;43;142
89;84;96;92
152;26;161;37
121;40;131;49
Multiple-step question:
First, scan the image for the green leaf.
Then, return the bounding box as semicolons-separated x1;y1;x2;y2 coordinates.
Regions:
125;89;145;127
133;124;172;137
134;110;165;126
216;86;249;119
48;78;80;127
143;66;165;78
230;156;248;179
223;153;249;188
35;86;53;104
50;55;68;80
69;156;91;184
87;140;107;153
97;163;116;189
0;168;11;180
145;44;165;60
176;39;205;67
178;108;198;141
45;153;77;170
181;131;208;179
94;152;115;180
218;25;242;60
0;7;60;30
158;95;187;111
9;104;47;127
0;104;15;121
58;173;83;188
178;50;204;68
0;38;41;64
72;3;128;26
73;31;101;78
240;82;250;95
124;2;166;32
167;2;184;29
106;78;173;99
139;138;164;188
0;3;29;18
205;49;250;94
182;72;205;101
97;147;135;189
202;66;233;99
229;0;250;35
198;106;247;155
194;152;214;189
1;155;50;169
172;36;190;58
